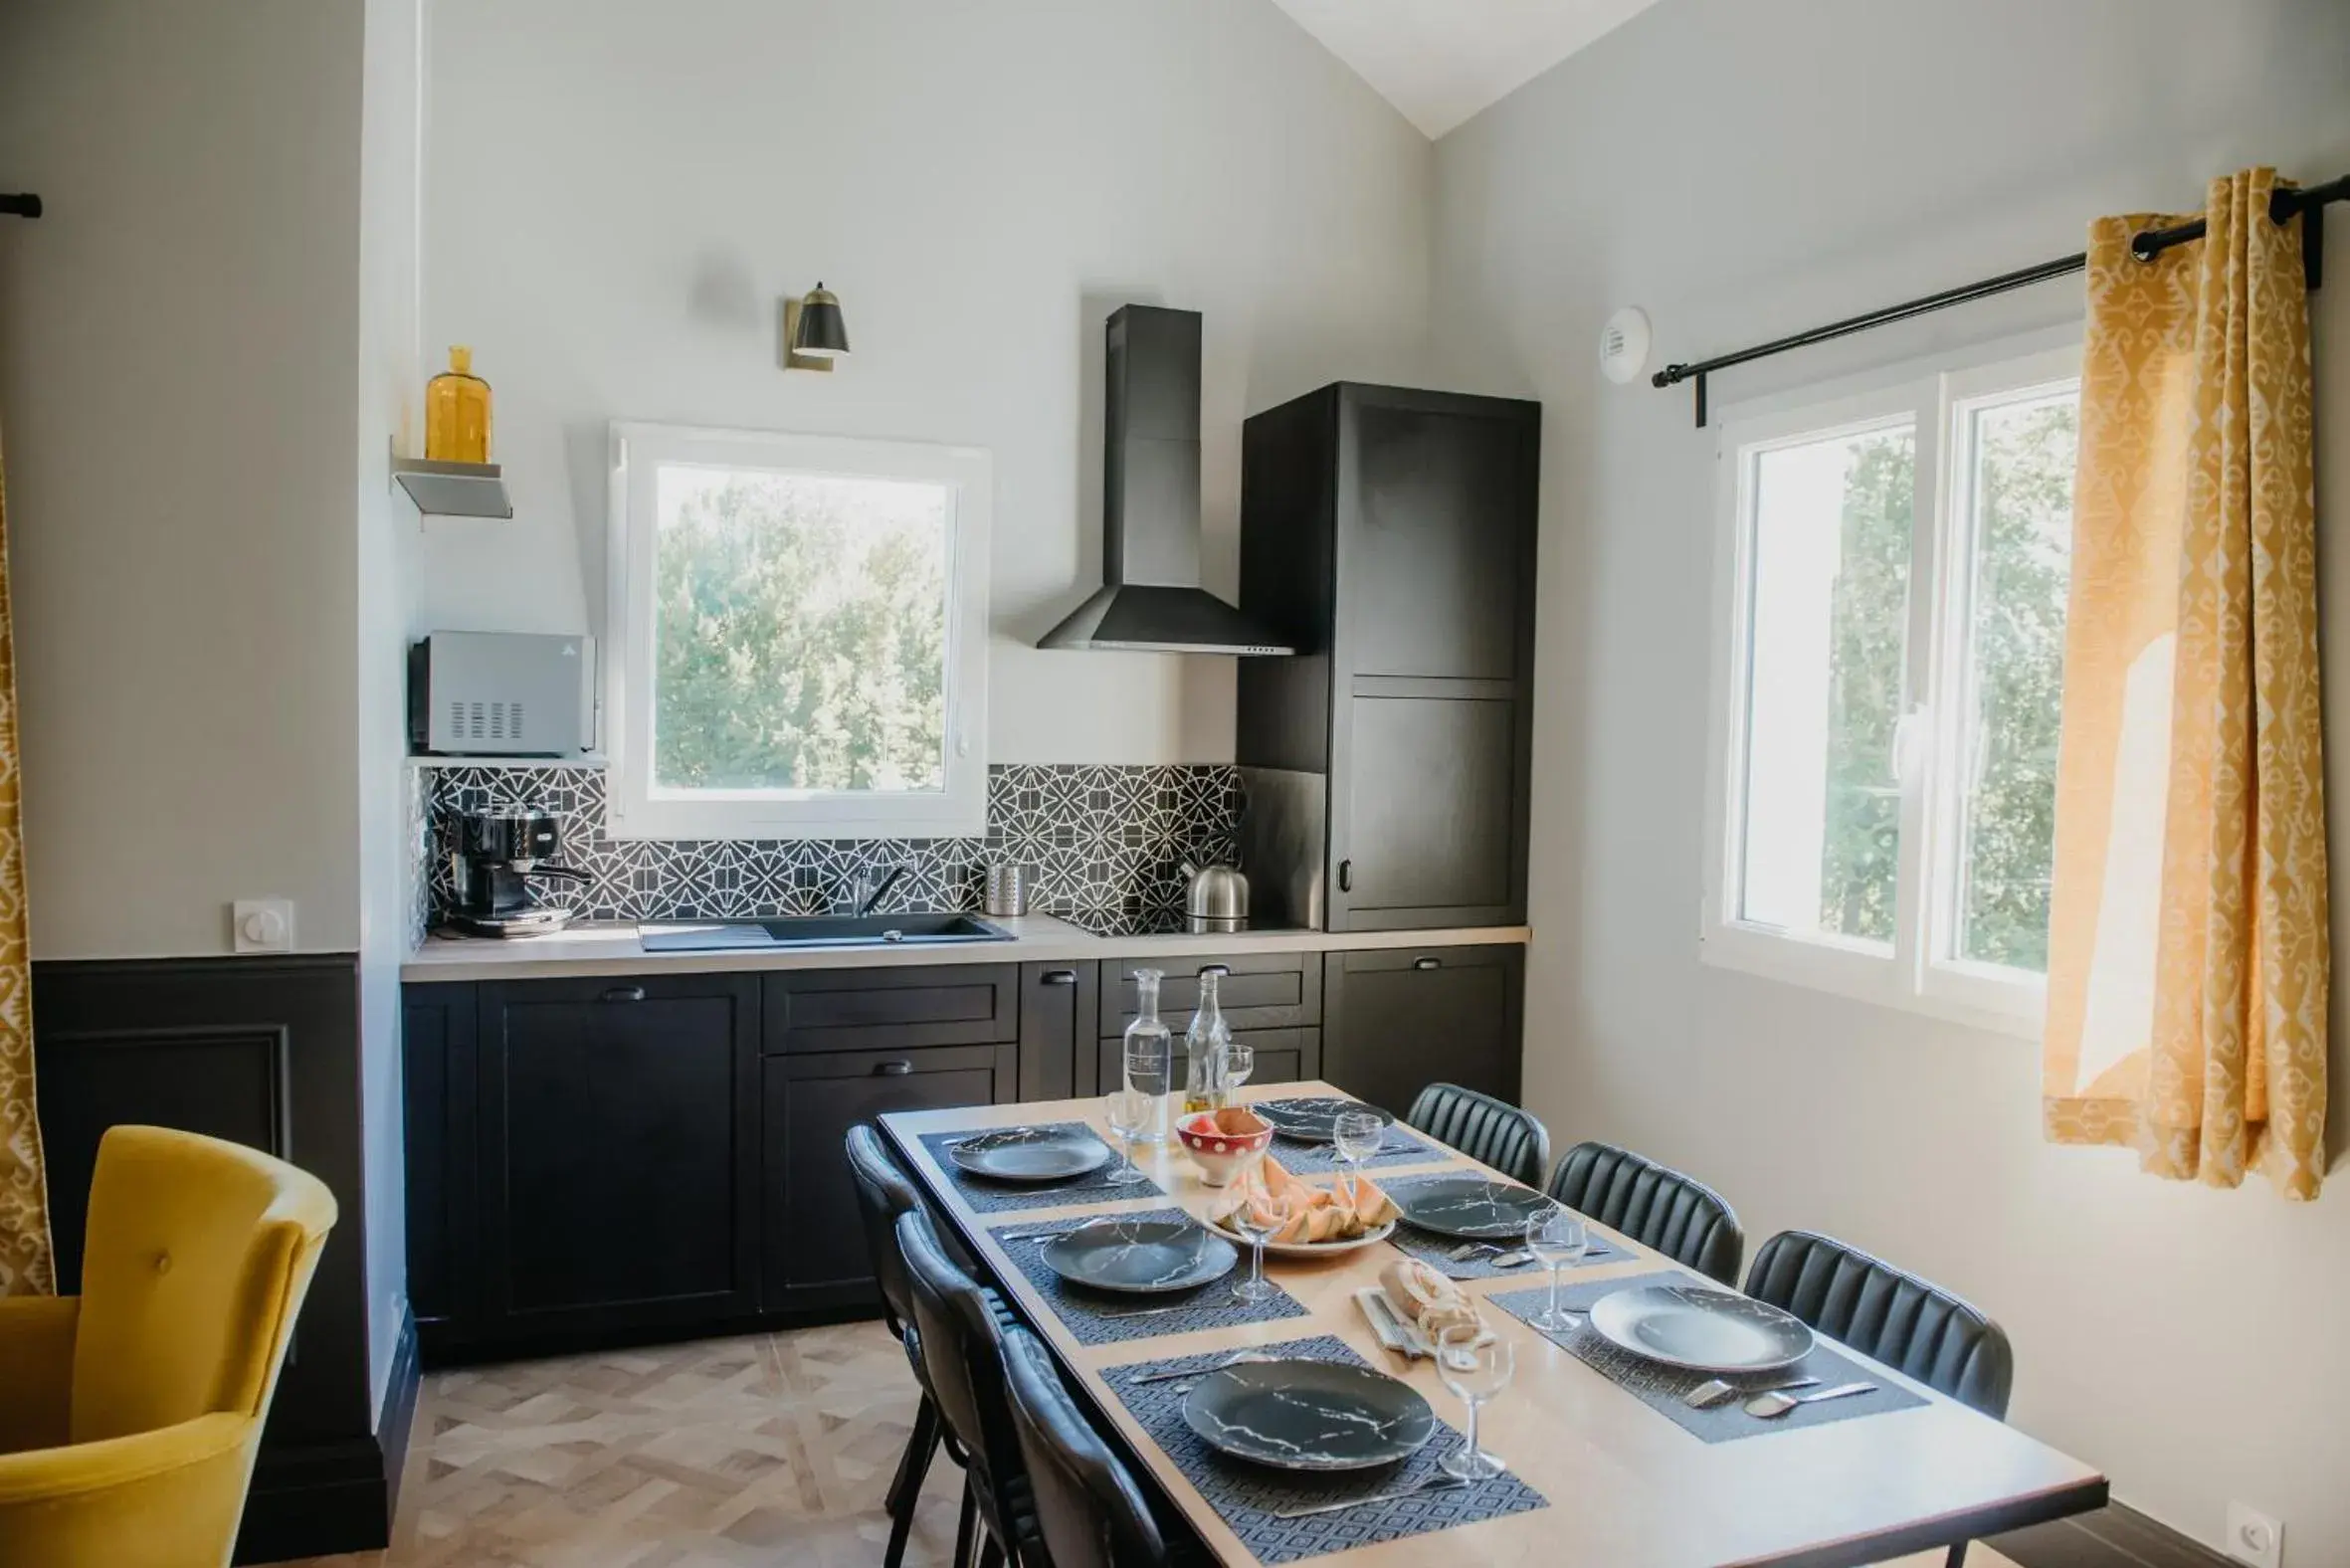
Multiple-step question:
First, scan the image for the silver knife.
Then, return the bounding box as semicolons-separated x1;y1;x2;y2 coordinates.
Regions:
1098;1299;1233;1321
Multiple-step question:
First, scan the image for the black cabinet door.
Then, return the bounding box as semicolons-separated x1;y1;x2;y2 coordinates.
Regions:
1335;691;1519;926
477;974;760;1337
1018;961;1091;1101
764;964;1019;1054
762;1044;1015;1311
403;983;479;1333
1340;398;1532;683
1321;945;1522;1119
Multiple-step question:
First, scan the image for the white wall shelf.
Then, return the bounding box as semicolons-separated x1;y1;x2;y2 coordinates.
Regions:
392;453;513;519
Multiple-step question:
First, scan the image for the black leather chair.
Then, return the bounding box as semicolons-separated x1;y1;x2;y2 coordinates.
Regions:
1545;1140;1744;1286
999;1325;1171;1568
1744;1231;2016;1568
1404;1082;1550;1187
898;1207;1039;1568
847;1125;961;1567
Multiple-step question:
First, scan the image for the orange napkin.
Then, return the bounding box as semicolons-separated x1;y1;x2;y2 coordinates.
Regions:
1214;1155;1398;1244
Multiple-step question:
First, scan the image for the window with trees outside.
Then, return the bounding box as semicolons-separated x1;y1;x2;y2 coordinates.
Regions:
1701;337;2080;1035
605;423;991;840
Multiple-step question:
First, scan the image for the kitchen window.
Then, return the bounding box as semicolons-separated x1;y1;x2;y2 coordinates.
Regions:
1700;337;2080;1034
605;423;991;840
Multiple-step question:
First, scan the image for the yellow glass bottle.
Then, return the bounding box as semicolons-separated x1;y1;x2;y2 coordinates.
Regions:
425;345;492;463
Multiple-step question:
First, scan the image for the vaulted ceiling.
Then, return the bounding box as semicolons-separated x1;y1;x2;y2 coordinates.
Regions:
1268;0;1666;138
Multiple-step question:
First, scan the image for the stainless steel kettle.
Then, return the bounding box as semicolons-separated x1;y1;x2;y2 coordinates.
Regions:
1181;861;1249;933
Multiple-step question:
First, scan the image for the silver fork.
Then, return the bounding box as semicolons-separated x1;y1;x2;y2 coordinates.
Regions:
1272;1473;1469;1520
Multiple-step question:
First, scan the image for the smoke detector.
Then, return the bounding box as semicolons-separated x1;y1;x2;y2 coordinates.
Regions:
1600;307;1652;385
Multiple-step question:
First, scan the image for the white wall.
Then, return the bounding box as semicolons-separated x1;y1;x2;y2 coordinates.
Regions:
1433;0;2350;1556
420;0;1433;767
0;0;367;960
355;0;427;1414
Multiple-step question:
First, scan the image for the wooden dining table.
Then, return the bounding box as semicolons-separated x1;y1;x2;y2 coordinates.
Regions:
881;1080;2106;1567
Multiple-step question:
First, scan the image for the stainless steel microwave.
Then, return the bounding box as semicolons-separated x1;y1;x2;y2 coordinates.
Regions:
407;632;597;757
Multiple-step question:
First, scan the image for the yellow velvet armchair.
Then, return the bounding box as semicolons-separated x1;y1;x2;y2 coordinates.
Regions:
0;1124;337;1568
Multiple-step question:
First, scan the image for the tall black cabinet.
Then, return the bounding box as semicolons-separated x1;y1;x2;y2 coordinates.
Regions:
1238;384;1540;930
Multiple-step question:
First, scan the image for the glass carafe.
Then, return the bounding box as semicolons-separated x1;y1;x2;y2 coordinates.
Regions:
1183;966;1232;1115
1121;968;1174;1144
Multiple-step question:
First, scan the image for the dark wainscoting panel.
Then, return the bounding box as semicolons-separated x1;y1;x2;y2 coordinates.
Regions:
32;953;405;1563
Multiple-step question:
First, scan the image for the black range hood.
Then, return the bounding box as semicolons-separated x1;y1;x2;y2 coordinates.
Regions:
1040;305;1293;656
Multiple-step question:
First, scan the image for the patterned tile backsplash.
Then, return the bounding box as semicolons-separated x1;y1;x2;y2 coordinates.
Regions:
418;762;1241;934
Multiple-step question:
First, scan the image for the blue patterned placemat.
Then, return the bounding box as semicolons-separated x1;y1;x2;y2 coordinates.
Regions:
1386;1220;1624;1280
1106;1333;1548;1563
989;1208;1310;1346
918;1123;1163;1213
1263;1123;1445;1175
1487;1272;1928;1443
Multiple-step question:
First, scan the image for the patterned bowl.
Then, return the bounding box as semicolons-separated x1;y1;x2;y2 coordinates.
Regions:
1177;1110;1273;1187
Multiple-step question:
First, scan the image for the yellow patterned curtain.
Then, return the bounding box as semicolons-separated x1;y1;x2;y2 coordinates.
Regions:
2044;168;2327;1199
0;426;51;1290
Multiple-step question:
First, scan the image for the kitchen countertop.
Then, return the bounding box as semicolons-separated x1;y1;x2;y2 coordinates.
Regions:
401;912;1529;982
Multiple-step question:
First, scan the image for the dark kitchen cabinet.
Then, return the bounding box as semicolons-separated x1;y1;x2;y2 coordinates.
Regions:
407;961;1025;1362
473;973;761;1343
1238;384;1539;930
1089;951;1320;1096
1321;944;1522;1119
1092;1027;1317;1097
763;1042;1015;1312
1018;961;1092;1102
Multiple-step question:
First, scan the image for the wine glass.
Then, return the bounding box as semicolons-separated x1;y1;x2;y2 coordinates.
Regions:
1228;1184;1293;1303
1331;1109;1386;1203
1523;1208;1588;1330
1220;1040;1255;1100
1103;1090;1148;1185
1435;1323;1514;1482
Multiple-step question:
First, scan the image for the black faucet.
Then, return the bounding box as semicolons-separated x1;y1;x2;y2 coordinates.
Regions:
855;865;911;916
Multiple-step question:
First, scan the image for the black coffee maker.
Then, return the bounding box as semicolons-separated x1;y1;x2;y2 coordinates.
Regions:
449;810;587;936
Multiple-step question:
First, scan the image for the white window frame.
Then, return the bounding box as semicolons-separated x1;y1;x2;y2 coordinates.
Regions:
1699;328;2081;1038
604;421;992;842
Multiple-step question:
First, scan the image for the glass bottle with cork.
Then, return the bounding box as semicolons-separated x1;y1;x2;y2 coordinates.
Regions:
425;345;492;464
1183;965;1233;1114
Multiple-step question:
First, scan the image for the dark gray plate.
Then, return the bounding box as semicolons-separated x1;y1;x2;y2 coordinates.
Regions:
1181;1358;1435;1471
950;1125;1112;1183
1391;1175;1555;1240
1587;1283;1816;1373
1041;1218;1238;1295
1255;1096;1395;1144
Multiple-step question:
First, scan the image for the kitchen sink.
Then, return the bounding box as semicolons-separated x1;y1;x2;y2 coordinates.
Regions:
637;912;1016;952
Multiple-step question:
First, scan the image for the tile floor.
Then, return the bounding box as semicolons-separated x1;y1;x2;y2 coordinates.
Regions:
291;1322;965;1568
287;1318;2015;1568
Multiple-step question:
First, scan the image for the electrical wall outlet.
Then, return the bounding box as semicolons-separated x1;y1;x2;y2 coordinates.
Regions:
231;898;295;953
2226;1501;2282;1568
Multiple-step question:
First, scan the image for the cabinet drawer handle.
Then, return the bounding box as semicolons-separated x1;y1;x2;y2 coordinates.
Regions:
1041;969;1078;986
1197;964;1231;979
1337;859;1353;892
1413;956;1442;971
599;985;647;1003
874;1059;914;1077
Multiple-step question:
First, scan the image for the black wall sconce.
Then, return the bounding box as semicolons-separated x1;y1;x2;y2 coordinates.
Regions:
783;282;849;372
0;194;42;219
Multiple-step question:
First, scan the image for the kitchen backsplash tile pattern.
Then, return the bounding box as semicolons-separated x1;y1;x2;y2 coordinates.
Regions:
417;763;1242;935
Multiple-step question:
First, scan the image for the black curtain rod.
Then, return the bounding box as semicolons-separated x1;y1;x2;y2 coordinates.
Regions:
0;194;40;219
1655;171;2349;426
